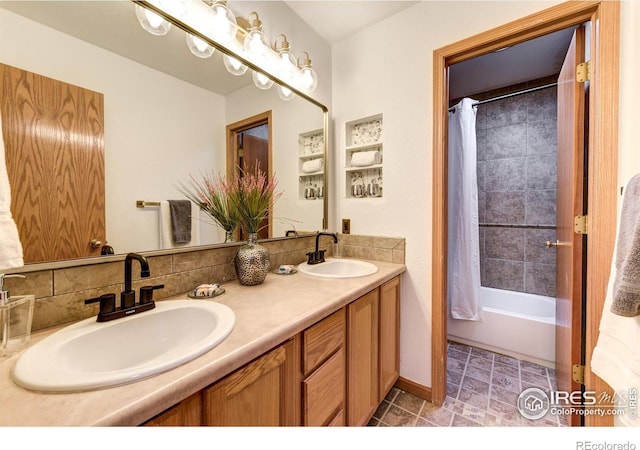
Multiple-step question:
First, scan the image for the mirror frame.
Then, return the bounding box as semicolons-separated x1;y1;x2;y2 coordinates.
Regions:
10;0;329;272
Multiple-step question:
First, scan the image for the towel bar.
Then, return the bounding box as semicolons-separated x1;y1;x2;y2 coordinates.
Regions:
136;200;161;208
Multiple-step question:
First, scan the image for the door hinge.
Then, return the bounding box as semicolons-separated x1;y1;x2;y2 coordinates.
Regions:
574;215;588;235
572;364;585;385
576;61;590;82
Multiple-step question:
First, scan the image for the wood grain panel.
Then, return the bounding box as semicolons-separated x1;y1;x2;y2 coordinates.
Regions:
347;289;379;426
303;308;345;375
555;28;586;426
379;276;400;402
303;349;345;426
143;392;202;426
204;345;286;426
1;63;105;263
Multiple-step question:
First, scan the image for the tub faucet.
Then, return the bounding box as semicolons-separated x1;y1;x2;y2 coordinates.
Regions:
306;232;338;265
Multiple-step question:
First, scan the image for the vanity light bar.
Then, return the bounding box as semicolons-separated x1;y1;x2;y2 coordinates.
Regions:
133;0;318;96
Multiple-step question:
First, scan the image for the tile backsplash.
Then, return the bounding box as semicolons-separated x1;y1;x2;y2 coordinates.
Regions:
4;234;405;332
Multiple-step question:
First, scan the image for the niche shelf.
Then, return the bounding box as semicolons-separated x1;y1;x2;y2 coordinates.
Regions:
344;114;383;199
298;129;324;201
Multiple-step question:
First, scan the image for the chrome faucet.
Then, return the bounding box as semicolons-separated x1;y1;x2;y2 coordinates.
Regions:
306;232;338;265
85;252;163;322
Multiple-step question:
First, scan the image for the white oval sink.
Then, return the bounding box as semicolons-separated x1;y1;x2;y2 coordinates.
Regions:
298;258;378;278
12;300;234;392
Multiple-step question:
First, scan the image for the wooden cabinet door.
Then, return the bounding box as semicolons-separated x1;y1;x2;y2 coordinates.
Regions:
347;289;379;426
379;277;400;401
203;344;292;426
143;392;202;426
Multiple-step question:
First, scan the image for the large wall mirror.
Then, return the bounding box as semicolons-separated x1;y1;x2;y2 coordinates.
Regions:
0;0;328;265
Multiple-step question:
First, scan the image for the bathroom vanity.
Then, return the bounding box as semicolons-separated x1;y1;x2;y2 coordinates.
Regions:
0;259;404;426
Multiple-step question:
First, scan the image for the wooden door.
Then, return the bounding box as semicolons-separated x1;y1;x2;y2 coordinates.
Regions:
226;112;272;241
0;63;105;263
241;132;269;239
347;289;379;426
555;27;586;427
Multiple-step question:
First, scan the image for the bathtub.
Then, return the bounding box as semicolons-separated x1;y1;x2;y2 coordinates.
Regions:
448;286;556;368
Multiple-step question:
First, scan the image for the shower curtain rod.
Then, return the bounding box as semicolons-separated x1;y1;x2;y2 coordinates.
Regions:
448;82;558;112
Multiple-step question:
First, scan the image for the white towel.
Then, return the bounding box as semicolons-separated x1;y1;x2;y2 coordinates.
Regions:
302;158;323;174
0;111;24;271
591;174;640;426
159;200;200;249
351;150;381;167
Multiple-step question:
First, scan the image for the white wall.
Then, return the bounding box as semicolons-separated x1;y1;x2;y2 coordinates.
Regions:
0;9;227;253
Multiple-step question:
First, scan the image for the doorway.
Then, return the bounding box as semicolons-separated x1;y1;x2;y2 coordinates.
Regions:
431;1;619;428
447;25;589;426
226;111;273;240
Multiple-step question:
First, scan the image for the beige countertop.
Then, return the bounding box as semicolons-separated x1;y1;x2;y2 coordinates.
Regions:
0;258;405;426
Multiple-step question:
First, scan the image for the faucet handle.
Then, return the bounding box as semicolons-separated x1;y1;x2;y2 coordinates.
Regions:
139;284;164;305
85;293;116;317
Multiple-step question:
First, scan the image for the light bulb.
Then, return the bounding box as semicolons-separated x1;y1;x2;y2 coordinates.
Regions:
223;54;248;76
274;35;296;82
297;52;319;93
301;67;318;92
279;52;297;81
186;33;215;58
135;5;171;36
277;85;296;101
211;3;236;43
243;13;269;64
160;0;187;18
252;71;274;90
245;31;269;63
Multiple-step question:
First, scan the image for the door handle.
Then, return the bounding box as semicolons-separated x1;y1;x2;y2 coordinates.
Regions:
90;239;102;249
545;240;569;248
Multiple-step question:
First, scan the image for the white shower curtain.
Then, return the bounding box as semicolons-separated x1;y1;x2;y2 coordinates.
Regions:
448;98;481;321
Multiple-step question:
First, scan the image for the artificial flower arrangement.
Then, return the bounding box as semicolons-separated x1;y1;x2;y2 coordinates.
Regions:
178;170;239;241
179;165;282;240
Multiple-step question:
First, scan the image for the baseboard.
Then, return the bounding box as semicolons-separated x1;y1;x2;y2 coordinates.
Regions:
394;377;432;402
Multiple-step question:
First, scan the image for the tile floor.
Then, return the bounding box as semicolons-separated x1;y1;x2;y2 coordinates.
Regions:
368;341;567;427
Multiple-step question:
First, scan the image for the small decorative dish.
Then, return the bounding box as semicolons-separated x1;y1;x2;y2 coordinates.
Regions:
273;265;297;275
188;284;225;299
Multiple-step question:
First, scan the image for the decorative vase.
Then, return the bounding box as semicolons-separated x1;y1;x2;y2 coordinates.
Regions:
234;232;270;286
224;230;235;243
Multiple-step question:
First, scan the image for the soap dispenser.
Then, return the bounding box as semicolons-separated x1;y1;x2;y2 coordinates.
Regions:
0;274;35;359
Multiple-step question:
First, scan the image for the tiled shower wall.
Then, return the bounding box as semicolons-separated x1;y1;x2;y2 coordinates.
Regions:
475;80;557;298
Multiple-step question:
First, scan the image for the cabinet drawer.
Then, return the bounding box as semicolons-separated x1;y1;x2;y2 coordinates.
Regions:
303;348;345;426
303;308;345;374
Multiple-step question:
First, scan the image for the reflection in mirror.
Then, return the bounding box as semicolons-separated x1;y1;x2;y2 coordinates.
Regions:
0;1;326;265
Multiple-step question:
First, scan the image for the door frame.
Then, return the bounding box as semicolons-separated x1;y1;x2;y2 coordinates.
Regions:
226;110;273;239
431;0;619;427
